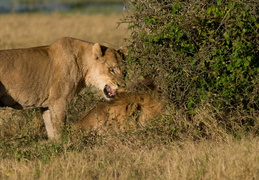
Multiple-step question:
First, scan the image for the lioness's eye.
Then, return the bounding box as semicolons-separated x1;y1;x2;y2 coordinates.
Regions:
109;67;115;74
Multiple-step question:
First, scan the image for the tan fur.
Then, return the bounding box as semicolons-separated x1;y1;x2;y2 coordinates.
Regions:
75;91;163;133
0;37;124;139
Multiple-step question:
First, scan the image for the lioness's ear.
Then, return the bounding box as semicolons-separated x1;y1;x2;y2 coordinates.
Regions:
118;47;128;56
93;43;102;60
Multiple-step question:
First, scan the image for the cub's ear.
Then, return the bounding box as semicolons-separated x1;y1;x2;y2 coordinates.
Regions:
93;43;102;60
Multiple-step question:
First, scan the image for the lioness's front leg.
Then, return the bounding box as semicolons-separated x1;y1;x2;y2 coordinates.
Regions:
42;109;56;139
42;100;67;140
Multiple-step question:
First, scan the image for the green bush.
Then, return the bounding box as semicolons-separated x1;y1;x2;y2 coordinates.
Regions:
125;0;259;113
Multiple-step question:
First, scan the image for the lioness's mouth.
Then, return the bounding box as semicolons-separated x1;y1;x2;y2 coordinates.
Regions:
104;85;116;99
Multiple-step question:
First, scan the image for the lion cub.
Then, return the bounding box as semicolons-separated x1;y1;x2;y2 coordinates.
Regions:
75;81;163;133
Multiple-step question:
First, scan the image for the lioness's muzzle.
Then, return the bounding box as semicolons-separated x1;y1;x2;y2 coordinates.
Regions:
104;85;116;99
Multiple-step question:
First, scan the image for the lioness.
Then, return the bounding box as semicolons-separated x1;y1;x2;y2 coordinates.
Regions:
0;37;124;139
75;90;163;133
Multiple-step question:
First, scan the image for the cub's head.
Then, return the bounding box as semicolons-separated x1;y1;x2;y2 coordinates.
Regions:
87;43;125;100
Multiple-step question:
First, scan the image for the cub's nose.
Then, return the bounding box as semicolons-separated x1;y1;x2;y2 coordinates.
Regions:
117;87;126;93
117;82;126;88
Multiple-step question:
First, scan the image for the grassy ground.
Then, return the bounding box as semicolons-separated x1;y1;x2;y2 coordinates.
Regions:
0;13;259;179
0;136;258;179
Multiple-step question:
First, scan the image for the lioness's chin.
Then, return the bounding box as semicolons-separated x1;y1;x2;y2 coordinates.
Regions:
103;84;117;100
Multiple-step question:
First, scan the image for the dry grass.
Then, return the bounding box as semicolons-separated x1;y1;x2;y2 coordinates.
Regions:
0;13;258;179
0;137;259;179
0;13;129;49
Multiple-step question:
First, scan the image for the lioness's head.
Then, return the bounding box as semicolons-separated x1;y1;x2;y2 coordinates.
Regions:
87;43;125;100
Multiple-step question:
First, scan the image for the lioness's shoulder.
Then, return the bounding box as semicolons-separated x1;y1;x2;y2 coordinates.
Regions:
50;37;95;53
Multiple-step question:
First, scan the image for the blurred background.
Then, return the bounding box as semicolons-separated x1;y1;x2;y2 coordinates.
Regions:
0;0;125;14
0;0;129;50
